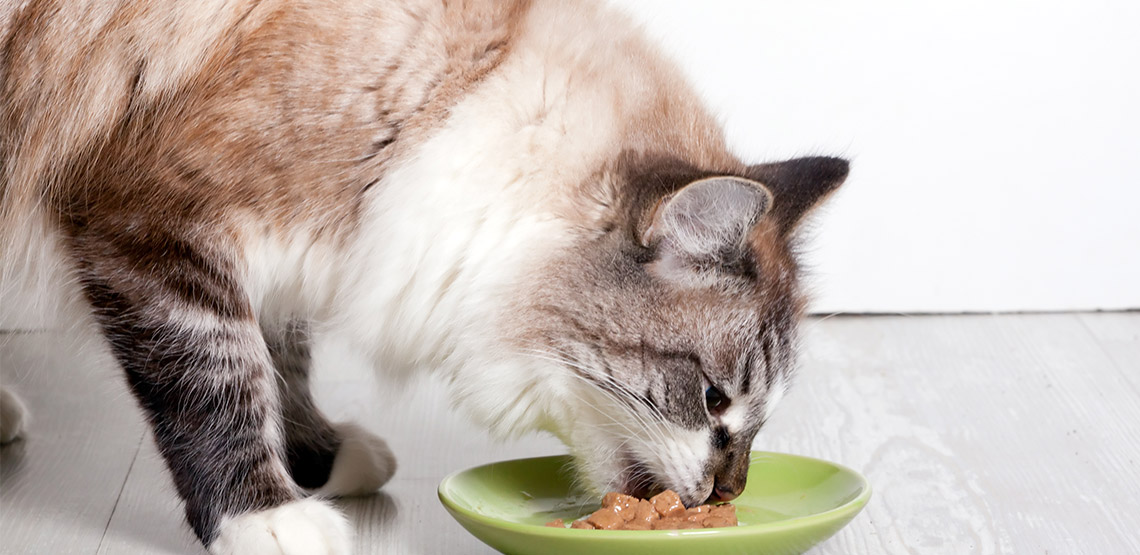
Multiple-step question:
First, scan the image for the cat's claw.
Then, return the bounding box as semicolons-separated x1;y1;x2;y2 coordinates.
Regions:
209;498;351;555
0;387;29;444
318;422;397;497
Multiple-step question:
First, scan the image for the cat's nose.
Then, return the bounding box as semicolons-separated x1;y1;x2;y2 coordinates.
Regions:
708;482;742;503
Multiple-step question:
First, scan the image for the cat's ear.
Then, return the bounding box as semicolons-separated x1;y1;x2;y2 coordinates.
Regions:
747;156;849;234
640;176;772;267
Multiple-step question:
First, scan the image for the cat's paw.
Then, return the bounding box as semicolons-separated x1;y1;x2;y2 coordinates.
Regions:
0;387;29;444
317;422;397;497
209;498;351;555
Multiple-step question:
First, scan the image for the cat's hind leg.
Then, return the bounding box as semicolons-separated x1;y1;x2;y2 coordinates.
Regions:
0;387;29;444
266;322;396;497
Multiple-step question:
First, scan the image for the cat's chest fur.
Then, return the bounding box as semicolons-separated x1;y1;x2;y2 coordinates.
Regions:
3;0;724;442
242;4;628;381
2;3;849;550
230;2;726;389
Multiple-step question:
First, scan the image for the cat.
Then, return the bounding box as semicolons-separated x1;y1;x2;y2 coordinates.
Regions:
0;0;848;553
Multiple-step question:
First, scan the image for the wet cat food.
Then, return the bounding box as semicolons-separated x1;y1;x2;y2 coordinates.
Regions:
545;490;737;530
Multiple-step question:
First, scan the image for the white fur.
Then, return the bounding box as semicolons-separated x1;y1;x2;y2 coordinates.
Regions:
209;498;350;555
0;215;84;331
562;379;715;505
641;426;713;503
763;378;789;422
233;4;729;504
317;423;397;497
3;0;729;540
0;387;29;444
720;402;749;434
240;6;647;439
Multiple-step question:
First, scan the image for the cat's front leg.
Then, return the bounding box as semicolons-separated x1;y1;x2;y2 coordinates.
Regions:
71;233;350;554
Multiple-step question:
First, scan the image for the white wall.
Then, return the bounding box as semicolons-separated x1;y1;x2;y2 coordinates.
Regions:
3;2;1137;325
613;0;1140;313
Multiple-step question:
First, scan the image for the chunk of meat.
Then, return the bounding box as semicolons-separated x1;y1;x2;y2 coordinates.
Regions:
558;489;738;531
702;516;734;528
632;499;657;526
683;505;711;523
601;492;639;522
649;490;686;518
709;503;738;526
585;505;625;530
652;517;702;530
570;519;596;529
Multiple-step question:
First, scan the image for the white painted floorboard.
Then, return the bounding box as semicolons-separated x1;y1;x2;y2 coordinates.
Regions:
2;313;1138;554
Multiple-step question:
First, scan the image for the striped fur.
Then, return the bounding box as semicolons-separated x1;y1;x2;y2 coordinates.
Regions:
0;0;847;551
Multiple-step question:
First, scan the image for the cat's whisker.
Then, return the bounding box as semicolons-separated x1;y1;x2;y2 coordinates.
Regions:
3;0;848;546
520;345;672;429
534;338;772;496
522;351;677;467
553;367;675;456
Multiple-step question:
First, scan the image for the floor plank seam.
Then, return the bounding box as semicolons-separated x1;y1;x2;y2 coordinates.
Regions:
5;313;1137;553
95;432;145;554
1074;315;1140;399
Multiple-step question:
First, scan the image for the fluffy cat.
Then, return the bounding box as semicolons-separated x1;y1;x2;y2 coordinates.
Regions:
0;0;848;552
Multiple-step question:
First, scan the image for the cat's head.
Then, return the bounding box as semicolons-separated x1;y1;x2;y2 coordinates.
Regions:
519;155;848;506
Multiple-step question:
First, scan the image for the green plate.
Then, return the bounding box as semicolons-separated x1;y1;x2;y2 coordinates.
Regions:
438;451;871;555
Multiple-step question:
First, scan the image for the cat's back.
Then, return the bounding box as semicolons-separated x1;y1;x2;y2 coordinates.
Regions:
1;0;538;236
1;0;730;323
0;0;551;326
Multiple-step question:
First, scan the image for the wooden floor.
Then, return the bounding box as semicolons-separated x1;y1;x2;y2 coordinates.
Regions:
1;313;1138;554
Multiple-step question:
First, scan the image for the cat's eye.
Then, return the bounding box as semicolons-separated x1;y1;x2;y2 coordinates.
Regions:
705;385;728;415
